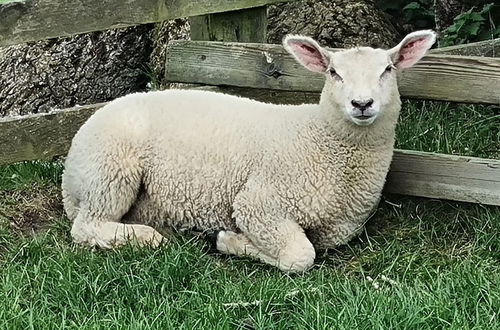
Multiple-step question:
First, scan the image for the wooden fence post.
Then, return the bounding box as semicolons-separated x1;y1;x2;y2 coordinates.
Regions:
189;6;267;43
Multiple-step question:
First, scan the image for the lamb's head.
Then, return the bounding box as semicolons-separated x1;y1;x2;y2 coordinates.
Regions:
284;31;436;127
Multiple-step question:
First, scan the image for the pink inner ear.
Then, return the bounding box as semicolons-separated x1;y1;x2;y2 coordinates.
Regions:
397;38;430;69
290;42;327;72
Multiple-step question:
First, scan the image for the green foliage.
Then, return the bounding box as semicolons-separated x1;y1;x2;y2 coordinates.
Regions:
401;1;435;29
377;1;500;45
441;3;500;46
0;161;63;191
377;0;435;29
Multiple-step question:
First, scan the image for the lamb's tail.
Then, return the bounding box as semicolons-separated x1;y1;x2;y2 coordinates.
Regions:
61;172;80;221
62;191;80;221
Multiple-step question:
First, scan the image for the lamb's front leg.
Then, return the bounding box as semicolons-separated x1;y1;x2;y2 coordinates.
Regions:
215;230;280;266
215;222;315;272
218;185;316;272
306;224;365;251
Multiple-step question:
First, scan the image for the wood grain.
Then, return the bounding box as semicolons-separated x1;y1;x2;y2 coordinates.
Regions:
165;41;500;104
432;38;500;57
0;103;103;164
0;101;498;205
190;6;267;43
187;84;320;104
386;150;500;205
0;0;292;47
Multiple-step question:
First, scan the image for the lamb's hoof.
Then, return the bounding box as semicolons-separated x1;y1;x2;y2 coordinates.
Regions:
202;228;224;252
214;230;244;255
129;226;166;248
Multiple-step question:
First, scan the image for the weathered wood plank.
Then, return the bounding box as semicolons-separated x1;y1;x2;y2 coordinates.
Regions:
190;6;267;43
187;84;320;104
0;103;103;164
0;101;499;205
165;41;500;105
386;150;500;206
432;38;500;57
0;0;292;47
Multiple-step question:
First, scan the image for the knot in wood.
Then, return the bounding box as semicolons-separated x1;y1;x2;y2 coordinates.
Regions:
0;2;27;35
265;63;283;79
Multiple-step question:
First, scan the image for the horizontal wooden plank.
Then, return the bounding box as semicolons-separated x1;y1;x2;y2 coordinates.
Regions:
0;0;292;47
0;103;104;164
432;38;500;57
386;150;500;205
186;84;320;104
165;41;500;105
1;100;499;205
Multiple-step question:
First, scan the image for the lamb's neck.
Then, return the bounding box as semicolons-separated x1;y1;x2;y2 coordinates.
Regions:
302;118;395;153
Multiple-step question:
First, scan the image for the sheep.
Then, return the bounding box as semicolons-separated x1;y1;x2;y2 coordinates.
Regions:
62;30;436;272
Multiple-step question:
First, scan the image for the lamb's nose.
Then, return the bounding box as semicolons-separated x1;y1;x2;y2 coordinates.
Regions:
351;98;374;110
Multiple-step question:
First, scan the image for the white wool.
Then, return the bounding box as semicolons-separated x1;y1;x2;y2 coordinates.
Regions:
62;30;436;271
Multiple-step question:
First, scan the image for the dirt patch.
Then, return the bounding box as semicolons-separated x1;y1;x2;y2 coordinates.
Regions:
0;183;64;236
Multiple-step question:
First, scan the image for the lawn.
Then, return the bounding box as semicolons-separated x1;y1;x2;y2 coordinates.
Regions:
0;101;499;329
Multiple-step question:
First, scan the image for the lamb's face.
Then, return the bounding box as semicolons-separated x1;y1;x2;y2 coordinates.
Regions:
284;31;436;126
324;48;398;126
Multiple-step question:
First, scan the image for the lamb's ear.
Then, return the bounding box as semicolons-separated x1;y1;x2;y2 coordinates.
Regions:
388;30;436;69
283;35;330;73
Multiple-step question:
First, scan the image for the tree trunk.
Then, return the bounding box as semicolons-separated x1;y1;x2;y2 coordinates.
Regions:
267;0;400;48
149;19;190;90
0;25;154;117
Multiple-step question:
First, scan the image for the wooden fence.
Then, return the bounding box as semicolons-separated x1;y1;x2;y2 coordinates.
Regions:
0;0;499;206
0;0;287;46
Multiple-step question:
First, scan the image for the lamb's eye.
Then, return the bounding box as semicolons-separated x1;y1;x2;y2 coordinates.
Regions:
329;68;343;82
381;64;395;78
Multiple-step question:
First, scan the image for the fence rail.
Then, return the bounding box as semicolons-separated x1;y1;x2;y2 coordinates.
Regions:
432;38;500;57
165;41;500;105
0;0;292;47
0;104;102;164
386;150;500;205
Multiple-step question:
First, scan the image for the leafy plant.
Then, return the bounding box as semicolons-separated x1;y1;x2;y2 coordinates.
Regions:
441;3;500;46
377;0;435;29
401;1;435;29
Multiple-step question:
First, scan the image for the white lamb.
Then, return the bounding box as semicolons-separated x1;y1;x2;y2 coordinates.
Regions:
62;30;436;272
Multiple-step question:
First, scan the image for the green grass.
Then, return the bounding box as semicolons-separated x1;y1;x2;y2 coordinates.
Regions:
396;101;499;158
0;101;498;329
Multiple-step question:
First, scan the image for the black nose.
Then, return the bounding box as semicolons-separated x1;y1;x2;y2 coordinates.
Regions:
351;99;374;110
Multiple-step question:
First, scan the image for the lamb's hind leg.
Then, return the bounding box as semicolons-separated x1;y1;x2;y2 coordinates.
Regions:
68;150;165;249
72;212;165;249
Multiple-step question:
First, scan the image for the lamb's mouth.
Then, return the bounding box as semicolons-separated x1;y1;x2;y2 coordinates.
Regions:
351;114;377;126
354;115;374;120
